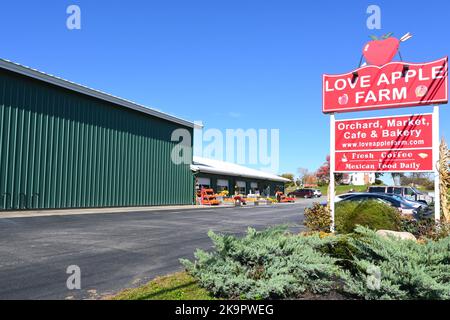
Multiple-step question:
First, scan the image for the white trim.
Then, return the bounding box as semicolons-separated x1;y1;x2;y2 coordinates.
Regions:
335;170;434;173
191;156;290;183
0;58;199;129
433;106;440;222
335;148;433;153
330;114;336;233
334;112;433;123
323;99;446;114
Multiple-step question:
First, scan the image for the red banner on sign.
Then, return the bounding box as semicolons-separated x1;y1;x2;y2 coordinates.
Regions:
335;149;433;172
335;114;433;152
323;57;448;113
334;113;434;172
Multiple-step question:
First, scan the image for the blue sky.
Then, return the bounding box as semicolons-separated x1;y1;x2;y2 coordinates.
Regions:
0;0;448;179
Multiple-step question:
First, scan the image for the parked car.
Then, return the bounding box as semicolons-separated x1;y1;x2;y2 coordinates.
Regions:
367;186;433;205
323;192;379;205
335;192;365;203
288;188;315;199
320;192;386;207
339;193;422;216
313;189;322;197
386;193;427;208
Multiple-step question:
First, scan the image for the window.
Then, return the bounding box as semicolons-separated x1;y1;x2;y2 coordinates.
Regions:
217;179;229;192
250;182;258;194
369;187;386;193
405;188;415;196
235;181;246;195
196;177;211;190
411;187;423;195
404;188;416;200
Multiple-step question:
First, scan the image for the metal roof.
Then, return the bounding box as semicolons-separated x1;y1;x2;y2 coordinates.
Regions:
0;58;199;129
191;156;290;183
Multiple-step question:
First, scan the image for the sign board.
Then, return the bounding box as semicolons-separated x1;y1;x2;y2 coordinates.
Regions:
335;149;433;172
323;57;448;113
324;34;446;229
334;114;434;172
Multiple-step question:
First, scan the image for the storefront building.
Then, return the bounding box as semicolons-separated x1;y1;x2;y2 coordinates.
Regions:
191;156;289;196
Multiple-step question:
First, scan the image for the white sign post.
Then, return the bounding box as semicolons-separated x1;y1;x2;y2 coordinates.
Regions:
329;114;336;232
433;105;441;222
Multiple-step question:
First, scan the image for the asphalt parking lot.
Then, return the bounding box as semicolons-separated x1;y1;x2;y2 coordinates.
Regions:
0;198;320;299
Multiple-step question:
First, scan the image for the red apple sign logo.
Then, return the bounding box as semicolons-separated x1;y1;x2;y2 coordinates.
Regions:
363;32;400;66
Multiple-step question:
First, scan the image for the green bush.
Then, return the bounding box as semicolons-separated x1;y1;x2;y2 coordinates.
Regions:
181;226;340;299
183;226;450;300
340;226;450;300
400;216;450;241
335;200;401;234
304;203;331;232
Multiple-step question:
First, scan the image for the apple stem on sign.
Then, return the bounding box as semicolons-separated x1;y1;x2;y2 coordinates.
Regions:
400;32;413;42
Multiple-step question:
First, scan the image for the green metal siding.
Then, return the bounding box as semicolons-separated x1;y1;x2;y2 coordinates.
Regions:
0;69;193;210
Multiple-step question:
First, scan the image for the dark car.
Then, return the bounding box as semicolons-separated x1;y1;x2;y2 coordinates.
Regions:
340;193;420;215
288;188;315;199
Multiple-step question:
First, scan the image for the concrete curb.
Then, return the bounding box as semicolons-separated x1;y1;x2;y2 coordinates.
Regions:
0;201;293;219
0;204;216;219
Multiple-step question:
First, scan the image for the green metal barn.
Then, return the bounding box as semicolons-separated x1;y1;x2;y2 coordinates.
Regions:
0;59;195;210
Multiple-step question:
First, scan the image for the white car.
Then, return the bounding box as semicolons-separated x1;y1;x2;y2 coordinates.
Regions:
313;189;322;197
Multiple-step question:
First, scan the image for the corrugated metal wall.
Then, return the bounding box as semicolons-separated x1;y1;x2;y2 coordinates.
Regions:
0;69;194;210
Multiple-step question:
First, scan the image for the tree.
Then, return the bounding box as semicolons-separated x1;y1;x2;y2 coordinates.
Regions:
391;173;406;186
297;167;309;186
438;138;450;222
303;173;318;186
400;173;434;189
316;155;343;185
280;173;295;188
316;156;330;185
